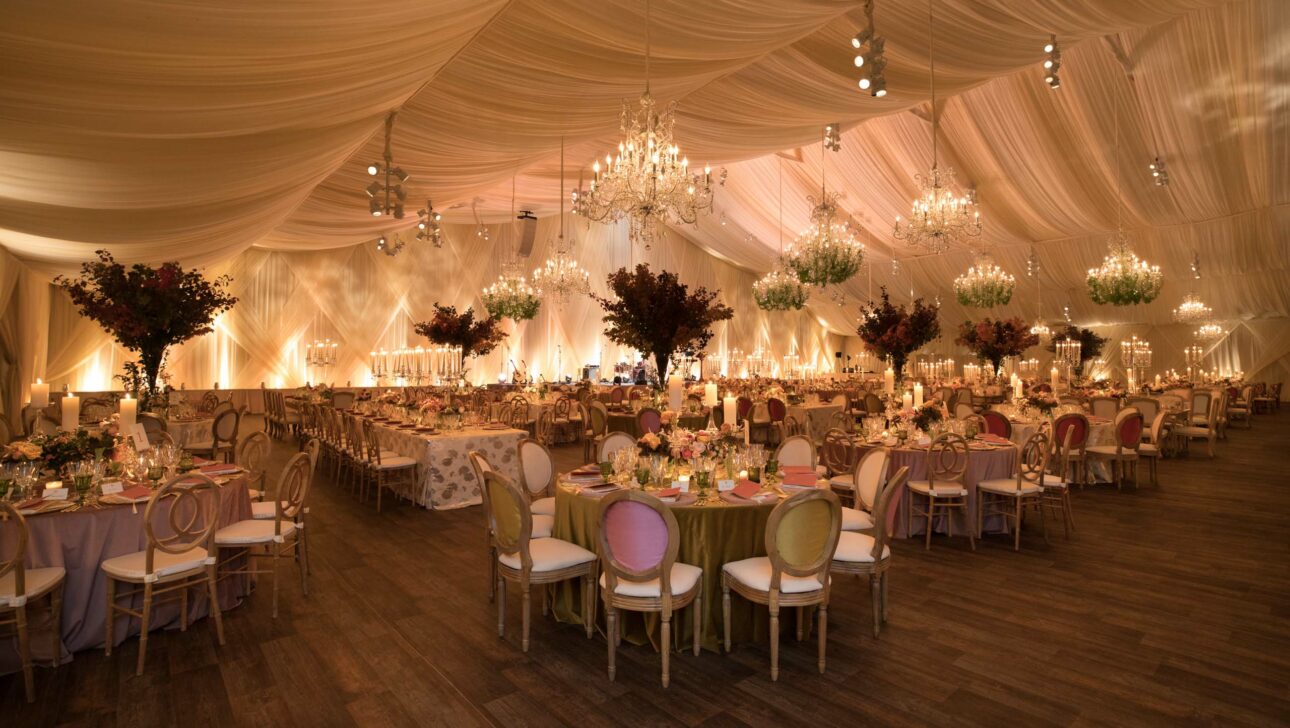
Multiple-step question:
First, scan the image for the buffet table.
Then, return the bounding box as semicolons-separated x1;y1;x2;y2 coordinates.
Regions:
0;472;253;674
368;420;526;509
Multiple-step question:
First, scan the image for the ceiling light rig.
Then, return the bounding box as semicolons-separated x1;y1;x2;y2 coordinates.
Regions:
416;200;444;247
375;233;404;257
1043;35;1061;89
1149;156;1170;186
1173;252;1213;323
366;112;409;218
571;0;723;249
852;0;887;98
823;123;842;152
893;0;982;253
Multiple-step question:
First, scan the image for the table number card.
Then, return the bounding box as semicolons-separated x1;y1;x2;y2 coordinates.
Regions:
717;478;736;492
129;423;151;452
100;480;124;495
44;487;69;501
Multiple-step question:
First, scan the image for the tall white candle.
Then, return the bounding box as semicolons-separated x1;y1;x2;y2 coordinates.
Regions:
902;391;913;410
1050;366;1060;391
61;392;80;431
668;374;683;412
703;382;718;407
1013;379;1023;400
913;382;924;409
723;395;737;427
30;378;49;408
884;367;895;395
119;394;137;431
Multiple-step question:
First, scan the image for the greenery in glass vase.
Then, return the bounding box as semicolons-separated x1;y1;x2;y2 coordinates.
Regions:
954;317;1039;374
414;303;507;358
114;360;172;413
1044;325;1108;376
856;287;941;378
594;264;733;383
55;250;238;394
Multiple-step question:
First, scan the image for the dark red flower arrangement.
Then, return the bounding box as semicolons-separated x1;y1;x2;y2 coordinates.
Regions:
954;317;1040;374
414;303;507;359
856;287;941;378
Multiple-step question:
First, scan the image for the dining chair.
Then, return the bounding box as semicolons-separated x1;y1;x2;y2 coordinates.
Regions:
199;391;220;414
484;471;596;652
766;398;787;445
636;407;663;435
609;386;626;405
102;473;225;675
953;401;976;420
821;428;860;496
215;453;311;618
468;451;502;602
906;433;973;550
1136;410;1168;485
518;438;557;518
829;465;909;637
1086;407;1144;488
598;431;636;462
0;502;66;702
863;392;884;415
534;409;556;446
839;447;889;533
80;397;114;423
331;390;356;410
1052;412;1091;487
1126;397;1161;436
1089;396;1119;421
1227;386;1253;429
1175;392;1218;458
721;488;842;681
362;420;418;511
187;407;241;463
586;401;609;463
782;414;804;439
977;432;1050;551
598;490;702;687
774;435;816;469
235;431;271;500
981;410;1012;439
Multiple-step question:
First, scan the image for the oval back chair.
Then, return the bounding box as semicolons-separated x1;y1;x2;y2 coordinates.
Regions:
598;431;637;462
981;410;1012;439
774;435;816;469
636;407;663;434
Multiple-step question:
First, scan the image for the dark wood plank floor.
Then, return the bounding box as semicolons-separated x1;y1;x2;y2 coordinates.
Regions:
5;413;1289;726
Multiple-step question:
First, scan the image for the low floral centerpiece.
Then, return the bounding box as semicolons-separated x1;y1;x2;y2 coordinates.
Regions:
1024;392;1058;415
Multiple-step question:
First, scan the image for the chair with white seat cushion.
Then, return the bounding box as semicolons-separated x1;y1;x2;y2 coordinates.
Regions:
484;471;596;652
597;490;701;687
186;407;241;463
1089;396;1119;421
1086;407;1144;487
518;438;556;517
830;466;909;637
906;433;973;551
774;435;816;470
362;419;418;512
838;447;888;533
977;432;1050;551
1038;426;1078;538
1175;390;1217;458
102;473;225;676
0;502;66;702
597;431;636;462
1136;410;1169;486
235;431;271;500
469;451;551;602
722;488;841;681
216;452;310;618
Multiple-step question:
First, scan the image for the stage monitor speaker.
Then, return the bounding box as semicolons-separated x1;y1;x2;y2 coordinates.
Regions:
516;210;538;257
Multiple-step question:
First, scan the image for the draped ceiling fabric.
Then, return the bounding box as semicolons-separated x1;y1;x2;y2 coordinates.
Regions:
0;0;1286;409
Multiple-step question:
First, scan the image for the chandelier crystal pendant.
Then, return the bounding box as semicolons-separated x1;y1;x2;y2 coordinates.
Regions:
892;0;982;253
534;139;591;309
571;0;722;249
954;252;1015;307
755;158;809;311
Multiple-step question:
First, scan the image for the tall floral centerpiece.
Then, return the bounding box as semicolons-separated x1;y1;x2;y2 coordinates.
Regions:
955;317;1039;376
856;288;940;380
414;304;507;374
55;250;237;395
1045;325;1107;377
594;264;733;384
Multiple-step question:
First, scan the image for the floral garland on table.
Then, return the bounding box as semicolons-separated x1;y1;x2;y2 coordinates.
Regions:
4;430;118;475
897;402;946;433
636;430;671;457
1024;393;1058;415
417;396;445;416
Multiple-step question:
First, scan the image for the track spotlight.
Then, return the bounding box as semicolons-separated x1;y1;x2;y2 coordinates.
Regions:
823;123;842;152
1149;156;1170;186
364;112;411;217
1043;34;1061;89
852;2;887;99
417;200;445;247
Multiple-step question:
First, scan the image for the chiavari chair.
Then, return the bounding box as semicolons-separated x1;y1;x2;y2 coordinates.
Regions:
0;502;66;702
1087;407;1144;488
722;488;842;681
977;432;1050;551
829;466;909;637
906;433;973;551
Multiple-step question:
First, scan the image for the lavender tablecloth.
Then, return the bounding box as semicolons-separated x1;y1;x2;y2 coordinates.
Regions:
860;444;1018;538
0;474;252;674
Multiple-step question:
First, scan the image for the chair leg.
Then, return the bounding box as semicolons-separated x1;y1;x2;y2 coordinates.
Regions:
796;606;804;642
721;578;732;653
870;575;881;637
692;592;702;656
583;574;595;639
496;576;506;638
50;583;63;668
272;542;281;618
180;583;189;631
1013;499;1022;551
817;602;828;675
17;604;32;702
607;605;617;681
769;605;780;681
135;582;153;676
881;572;890;621
661;615;671;688
924;498;933;550
208;567;226;646
521;585;531;652
104;578;115;656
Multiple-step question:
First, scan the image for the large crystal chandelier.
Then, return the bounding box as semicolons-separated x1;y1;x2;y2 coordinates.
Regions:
892;0;982;253
785;193;864;287
571;1;721;249
1194;323;1224;342
755;159;809;311
533;140;591;309
953;252;1014;307
1173;291;1213;323
1027;249;1051;341
482;181;541;322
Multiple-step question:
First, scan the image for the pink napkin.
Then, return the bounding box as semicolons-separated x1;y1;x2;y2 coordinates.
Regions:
781;465;815;474
782;472;818;487
16;497;44;510
119;485;153;500
656;487;680;498
199;463;239;475
731;480;760;499
978;434;1010;444
572;465;601;475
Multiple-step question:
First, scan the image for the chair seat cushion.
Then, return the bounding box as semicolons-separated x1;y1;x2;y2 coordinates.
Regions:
908;480;966;497
841;506;874;532
1087;445;1138;457
977;478;1042;495
828;475;854;490
250;500;287;519
498;537;595;573
1138;443;1160;455
599;562;702;598
0;566;65;606
102;547;211;582
532;514;555;539
530;496;556;517
833;531;890;563
215;518;297;545
372;455;417;469
722;556;824;594
1174;425;1213;436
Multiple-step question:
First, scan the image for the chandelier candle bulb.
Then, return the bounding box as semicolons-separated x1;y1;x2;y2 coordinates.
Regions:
61;391;80;431
30;378;49;408
119;394;137;431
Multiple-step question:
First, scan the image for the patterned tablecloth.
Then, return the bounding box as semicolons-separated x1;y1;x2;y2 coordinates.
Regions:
166;417;214;448
371;423;526;509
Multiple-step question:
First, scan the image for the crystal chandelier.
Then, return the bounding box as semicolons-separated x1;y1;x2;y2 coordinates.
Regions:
1088;95;1163;306
1027;249;1051;340
892;1;982;253
954;252;1015;307
365;112;409;218
482;181;541;322
571;1;721;249
1194;323;1224;342
785;193;864;287
755;158;809;311
533;140;590;308
1173;291;1213;323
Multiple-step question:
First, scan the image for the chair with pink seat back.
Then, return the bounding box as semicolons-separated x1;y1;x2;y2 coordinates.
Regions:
981;410;1012;439
1086;408;1143;489
597;490;702;688
636;407;662;435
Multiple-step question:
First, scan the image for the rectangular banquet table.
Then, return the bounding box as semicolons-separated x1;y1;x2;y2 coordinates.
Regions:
0;473;253;674
369;421;526;509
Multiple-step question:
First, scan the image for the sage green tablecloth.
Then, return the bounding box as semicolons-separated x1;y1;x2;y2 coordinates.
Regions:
550;484;779;653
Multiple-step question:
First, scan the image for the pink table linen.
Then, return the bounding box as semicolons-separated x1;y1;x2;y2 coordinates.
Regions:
859;444;1018;538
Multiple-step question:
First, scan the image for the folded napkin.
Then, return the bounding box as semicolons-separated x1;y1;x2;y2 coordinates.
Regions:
780;465;815;475
199;463;241;475
16;497;44;510
731;480;760;499
656;487;680;499
571;465;601;476
977;434;1011;444
192;456;215;466
782;472;818;487
120;485;154;500
579;482;620;497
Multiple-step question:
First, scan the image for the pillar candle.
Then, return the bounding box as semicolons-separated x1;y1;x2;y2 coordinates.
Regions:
1013;379;1023;400
668;374;683;412
61;392;80;431
119;395;137;431
1050;367;1060;391
723;395;737;427
913;382;924;408
902;392;913;410
1154;374;1161;388
884;367;895;395
30;378;49;408
703;382;718;407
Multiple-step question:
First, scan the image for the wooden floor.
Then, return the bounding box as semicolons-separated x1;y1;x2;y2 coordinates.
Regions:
4;413;1289;727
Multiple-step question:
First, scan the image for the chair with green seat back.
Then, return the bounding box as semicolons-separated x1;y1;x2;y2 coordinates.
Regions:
721;488;842;681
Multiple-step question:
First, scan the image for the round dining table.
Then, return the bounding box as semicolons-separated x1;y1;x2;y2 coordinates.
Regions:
550;478;782;653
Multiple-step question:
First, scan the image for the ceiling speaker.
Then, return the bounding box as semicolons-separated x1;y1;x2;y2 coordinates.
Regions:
516;210;537;257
